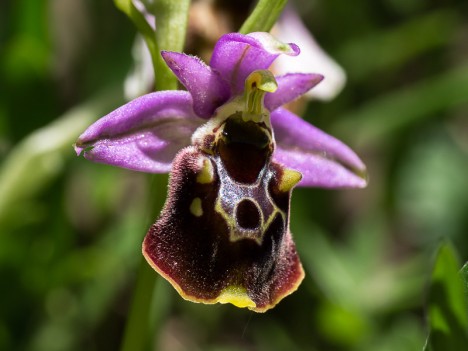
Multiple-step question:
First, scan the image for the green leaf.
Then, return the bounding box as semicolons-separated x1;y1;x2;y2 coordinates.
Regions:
423;244;468;351
461;262;468;319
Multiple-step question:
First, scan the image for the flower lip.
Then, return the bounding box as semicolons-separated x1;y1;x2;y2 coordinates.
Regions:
142;144;306;312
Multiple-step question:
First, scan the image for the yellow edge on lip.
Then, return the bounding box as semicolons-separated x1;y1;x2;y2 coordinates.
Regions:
142;241;305;313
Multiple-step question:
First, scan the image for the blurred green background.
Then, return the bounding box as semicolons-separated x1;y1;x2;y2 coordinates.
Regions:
1;0;467;350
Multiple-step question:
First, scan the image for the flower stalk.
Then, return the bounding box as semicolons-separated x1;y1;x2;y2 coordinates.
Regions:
120;257;158;351
114;0;190;91
239;0;288;34
153;0;190;91
118;1;189;350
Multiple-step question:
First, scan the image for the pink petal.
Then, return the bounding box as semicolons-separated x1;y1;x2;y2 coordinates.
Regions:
271;108;367;188
162;51;230;118
75;91;204;173
265;73;324;111
210;32;299;96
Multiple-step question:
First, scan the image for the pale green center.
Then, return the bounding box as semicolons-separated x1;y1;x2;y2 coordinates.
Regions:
242;70;277;123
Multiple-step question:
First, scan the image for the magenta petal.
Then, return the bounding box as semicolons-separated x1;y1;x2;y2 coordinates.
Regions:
161;51;230;118
210;32;300;96
271;108;367;188
265;73;324;111
75;91;204;173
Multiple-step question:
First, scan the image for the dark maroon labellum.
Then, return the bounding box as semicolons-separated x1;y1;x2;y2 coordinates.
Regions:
143;73;304;312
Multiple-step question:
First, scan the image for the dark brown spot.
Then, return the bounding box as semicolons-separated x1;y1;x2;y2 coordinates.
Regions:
217;114;271;183
236;199;261;229
222;115;269;149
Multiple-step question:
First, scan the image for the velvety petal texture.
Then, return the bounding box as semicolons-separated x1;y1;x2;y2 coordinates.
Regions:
75;91;204;173
210;32;300;96
143;146;304;312
161;51;230;118
271;108;367;188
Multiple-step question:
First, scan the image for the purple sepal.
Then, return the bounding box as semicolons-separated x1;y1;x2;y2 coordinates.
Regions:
161;51;230;118
210;32;300;96
265;73;324;111
75;91;204;173
271;108;367;188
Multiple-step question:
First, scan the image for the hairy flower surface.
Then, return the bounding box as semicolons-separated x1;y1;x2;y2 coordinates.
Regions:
75;32;367;312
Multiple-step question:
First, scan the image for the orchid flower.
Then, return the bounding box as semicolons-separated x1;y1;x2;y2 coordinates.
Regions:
75;32;367;312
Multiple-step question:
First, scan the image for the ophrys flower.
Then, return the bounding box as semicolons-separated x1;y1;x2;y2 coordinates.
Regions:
75;32;367;312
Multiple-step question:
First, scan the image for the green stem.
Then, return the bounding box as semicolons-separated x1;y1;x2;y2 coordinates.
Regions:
120;257;158;351
239;0;288;34
120;174;168;351
119;2;189;349
153;0;190;91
